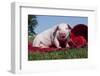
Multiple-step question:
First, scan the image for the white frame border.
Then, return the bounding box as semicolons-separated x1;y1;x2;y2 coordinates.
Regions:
11;2;97;74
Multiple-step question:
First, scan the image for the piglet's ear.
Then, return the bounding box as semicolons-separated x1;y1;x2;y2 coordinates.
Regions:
68;24;71;29
53;26;59;37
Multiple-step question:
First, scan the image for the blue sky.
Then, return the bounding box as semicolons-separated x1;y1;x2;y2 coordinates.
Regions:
34;15;88;34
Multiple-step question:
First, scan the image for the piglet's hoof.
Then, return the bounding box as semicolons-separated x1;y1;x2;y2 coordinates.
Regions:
58;47;62;50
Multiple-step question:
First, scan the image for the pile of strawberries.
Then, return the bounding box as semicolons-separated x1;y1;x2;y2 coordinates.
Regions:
68;24;88;48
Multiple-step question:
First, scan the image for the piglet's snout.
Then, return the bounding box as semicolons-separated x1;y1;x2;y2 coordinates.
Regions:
59;32;66;38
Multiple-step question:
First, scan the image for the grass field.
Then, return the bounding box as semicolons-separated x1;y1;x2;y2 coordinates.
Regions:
28;48;88;60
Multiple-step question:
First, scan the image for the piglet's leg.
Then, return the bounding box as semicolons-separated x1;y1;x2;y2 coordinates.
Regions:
39;44;49;48
66;43;70;48
39;42;49;48
54;38;61;48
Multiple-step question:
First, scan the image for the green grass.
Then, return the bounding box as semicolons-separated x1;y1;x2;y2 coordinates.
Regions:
28;48;88;60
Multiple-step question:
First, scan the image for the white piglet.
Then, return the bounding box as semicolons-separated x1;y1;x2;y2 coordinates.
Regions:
33;23;71;48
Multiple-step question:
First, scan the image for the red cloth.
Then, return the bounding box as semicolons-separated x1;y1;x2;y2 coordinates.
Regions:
28;42;67;52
